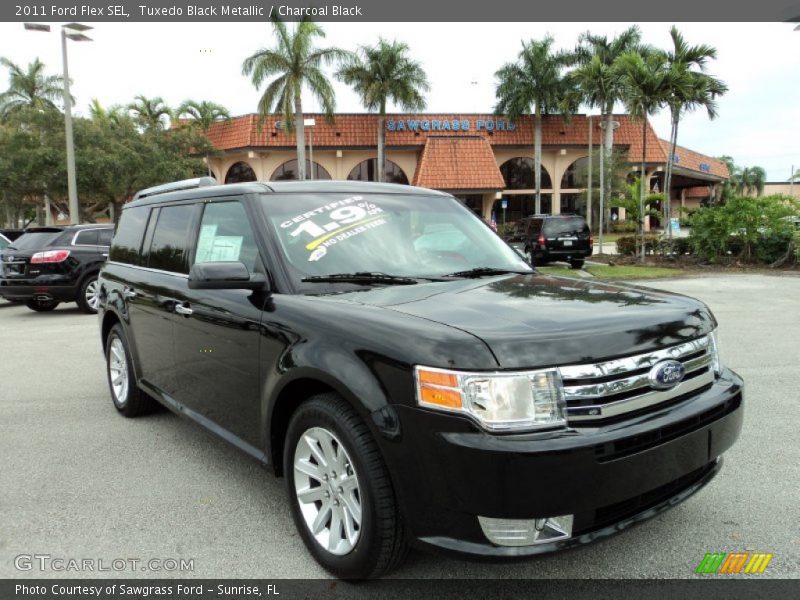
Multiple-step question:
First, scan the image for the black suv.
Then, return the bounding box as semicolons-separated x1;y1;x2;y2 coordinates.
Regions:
506;214;593;269
0;224;113;313
98;178;743;579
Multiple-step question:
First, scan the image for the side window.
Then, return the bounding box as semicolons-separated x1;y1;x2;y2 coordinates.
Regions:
195;201;259;271
109;207;150;266
98;228;113;247
74;229;98;246
147;204;194;274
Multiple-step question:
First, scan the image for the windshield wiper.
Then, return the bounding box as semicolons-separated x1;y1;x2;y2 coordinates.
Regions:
442;267;531;279
301;272;419;285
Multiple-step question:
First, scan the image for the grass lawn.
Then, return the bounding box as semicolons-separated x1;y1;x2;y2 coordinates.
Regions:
537;264;685;280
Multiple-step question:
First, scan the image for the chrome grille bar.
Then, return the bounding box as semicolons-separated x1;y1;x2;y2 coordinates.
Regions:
559;336;714;423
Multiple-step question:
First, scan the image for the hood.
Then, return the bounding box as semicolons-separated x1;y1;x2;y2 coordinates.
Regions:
328;274;715;369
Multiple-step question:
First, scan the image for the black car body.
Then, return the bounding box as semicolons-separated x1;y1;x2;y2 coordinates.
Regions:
506;214;593;268
0;224;113;313
98;179;742;579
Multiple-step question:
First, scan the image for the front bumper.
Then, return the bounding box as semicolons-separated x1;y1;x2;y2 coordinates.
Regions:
383;369;743;558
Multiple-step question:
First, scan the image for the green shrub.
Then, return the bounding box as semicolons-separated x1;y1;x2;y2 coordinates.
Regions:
616;234;660;256
658;237;692;256
611;220;637;233
689;195;799;262
754;231;794;264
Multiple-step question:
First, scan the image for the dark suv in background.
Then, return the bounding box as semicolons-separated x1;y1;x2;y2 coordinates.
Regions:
97;178;743;579
506;214;592;269
0;224;113;313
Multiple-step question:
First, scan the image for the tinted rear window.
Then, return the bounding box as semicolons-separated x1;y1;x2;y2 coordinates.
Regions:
146;204;194;273
8;231;64;250
110;207;150;265
98;228;113;246
74;229;98;245
544;217;588;235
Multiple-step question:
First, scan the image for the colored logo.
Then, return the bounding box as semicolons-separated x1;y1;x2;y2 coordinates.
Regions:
696;552;773;575
648;359;686;390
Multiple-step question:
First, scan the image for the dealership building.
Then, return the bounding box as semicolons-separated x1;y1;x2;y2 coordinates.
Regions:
204;113;729;229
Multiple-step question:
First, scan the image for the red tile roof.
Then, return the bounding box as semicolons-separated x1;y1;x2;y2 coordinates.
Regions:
412;136;505;190
659;139;729;179
205;113;671;164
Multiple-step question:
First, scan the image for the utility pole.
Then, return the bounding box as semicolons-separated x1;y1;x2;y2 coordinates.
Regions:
587;116;593;233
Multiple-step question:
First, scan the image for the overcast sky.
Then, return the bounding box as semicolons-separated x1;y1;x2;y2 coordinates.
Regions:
1;21;798;180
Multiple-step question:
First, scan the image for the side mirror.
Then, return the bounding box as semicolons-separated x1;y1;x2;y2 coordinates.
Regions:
188;262;267;291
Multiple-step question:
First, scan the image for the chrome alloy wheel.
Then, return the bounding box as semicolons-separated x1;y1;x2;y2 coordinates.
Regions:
293;426;362;555
85;279;100;310
108;337;129;404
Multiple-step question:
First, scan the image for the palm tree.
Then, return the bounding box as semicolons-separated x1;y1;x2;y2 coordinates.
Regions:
739;166;767;196
617;49;670;261
574;27;642;152
88;98;128;126
662;27;727;234
495;36;573;213
127;95;172;131
177;100;231;176
0;57;66;117
242;16;348;181
337;39;428;183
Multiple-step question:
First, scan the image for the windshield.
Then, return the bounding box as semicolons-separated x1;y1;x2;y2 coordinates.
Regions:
258;192;531;283
8;230;64;251
0;235;8;251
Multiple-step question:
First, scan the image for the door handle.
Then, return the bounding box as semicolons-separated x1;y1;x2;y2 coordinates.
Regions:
102;252;109;257
174;303;193;316
122;287;137;300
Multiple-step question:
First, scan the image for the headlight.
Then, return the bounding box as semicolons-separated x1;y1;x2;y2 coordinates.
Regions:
708;330;723;376
414;366;566;432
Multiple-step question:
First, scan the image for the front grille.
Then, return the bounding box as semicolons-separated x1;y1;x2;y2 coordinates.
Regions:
559;336;715;423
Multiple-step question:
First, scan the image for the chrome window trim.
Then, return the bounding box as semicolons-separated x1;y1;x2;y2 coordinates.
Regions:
71;228;113;248
105;260;189;279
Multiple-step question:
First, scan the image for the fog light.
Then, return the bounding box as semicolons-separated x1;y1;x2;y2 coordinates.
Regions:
478;514;573;547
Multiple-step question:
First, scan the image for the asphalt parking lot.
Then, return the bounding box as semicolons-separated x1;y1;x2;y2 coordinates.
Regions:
0;273;798;579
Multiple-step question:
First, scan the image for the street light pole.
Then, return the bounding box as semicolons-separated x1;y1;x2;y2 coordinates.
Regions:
61;28;79;224
24;22;92;225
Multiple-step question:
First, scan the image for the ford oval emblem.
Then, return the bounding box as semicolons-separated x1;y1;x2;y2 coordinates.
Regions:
648;360;686;390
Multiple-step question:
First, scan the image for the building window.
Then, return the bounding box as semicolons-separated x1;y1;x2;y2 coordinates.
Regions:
347;159;409;184
560;193;582;215
499;157;552;190
455;194;484;217
270;159;332;181
560;157;589;189
492;194;552;223
225;161;257;184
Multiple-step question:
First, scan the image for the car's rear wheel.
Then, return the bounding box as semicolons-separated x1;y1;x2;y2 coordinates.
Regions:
284;394;407;579
570;260;585;270
105;324;157;417
77;274;100;314
25;298;59;312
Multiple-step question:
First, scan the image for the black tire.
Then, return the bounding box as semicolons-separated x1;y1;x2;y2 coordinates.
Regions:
105;324;157;417
570;260;585;270
25;298;59;312
284;394;408;579
76;273;100;314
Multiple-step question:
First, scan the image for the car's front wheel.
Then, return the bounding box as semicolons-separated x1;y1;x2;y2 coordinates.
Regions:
25;298;59;312
284;394;408;579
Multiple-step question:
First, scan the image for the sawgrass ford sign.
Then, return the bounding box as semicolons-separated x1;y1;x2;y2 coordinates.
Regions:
386;118;516;132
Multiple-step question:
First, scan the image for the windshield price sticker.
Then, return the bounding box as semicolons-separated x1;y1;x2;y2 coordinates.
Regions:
280;196;387;260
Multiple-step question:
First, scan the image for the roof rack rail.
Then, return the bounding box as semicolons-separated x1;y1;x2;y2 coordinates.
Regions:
133;177;217;200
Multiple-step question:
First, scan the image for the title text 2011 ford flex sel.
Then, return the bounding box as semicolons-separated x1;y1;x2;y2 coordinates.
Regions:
97;178;743;579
